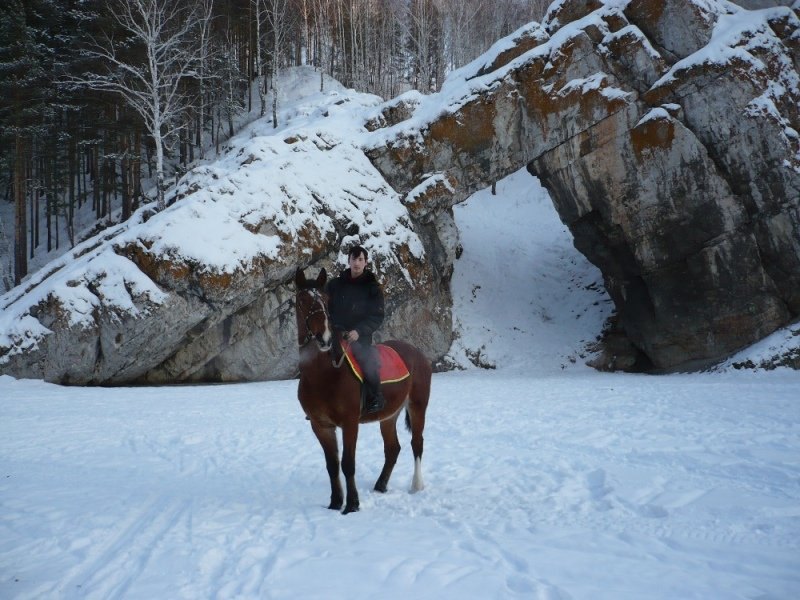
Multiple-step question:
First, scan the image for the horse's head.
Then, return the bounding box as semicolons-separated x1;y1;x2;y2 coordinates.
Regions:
294;268;333;351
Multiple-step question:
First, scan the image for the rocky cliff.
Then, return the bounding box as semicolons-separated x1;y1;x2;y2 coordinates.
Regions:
0;80;453;384
367;0;800;370
1;0;798;383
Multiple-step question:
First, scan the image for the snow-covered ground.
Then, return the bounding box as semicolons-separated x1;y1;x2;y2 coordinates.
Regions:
2;11;800;594
2;168;799;599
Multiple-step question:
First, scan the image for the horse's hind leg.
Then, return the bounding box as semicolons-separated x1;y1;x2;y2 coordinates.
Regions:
374;413;401;493
408;412;425;493
407;365;431;493
310;421;343;510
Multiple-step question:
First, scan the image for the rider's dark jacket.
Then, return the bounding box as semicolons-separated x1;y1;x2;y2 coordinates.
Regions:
326;269;385;343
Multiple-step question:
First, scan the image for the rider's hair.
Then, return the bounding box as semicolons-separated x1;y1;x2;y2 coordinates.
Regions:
348;245;368;261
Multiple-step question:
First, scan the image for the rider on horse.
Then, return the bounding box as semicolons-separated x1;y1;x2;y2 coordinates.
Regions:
325;244;386;414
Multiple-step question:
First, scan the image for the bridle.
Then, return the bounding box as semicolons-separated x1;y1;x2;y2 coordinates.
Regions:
298;288;329;348
297;287;348;367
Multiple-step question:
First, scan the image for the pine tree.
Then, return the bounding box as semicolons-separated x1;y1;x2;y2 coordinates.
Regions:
0;0;58;284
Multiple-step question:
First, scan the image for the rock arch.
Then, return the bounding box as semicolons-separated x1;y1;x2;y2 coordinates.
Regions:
364;0;800;370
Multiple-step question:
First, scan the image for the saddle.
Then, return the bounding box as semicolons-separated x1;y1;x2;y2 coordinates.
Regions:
344;344;410;385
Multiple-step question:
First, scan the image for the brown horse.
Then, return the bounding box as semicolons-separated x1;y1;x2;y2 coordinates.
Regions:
294;267;432;514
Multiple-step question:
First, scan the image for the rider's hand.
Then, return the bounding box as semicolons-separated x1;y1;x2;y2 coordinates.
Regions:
345;330;359;342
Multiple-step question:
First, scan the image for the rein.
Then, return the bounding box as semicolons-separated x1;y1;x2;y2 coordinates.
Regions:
332;338;350;368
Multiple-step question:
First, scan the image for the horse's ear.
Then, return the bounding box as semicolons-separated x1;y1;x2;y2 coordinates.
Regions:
295;268;306;287
316;268;327;288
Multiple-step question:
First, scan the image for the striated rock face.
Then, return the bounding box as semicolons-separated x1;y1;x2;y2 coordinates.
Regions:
1;0;798;382
0;81;453;384
366;0;800;370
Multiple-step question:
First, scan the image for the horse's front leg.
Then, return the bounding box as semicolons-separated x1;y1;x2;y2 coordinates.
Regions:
310;421;343;510
340;419;360;514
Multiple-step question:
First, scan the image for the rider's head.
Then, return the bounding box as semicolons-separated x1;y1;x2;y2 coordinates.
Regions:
348;245;368;261
347;245;368;278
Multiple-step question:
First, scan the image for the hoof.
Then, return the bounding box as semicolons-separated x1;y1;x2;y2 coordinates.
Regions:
374;481;388;493
342;504;360;515
328;500;343;511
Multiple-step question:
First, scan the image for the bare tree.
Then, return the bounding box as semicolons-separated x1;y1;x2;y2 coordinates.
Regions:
253;0;266;117
216;27;246;145
262;0;296;128
298;0;312;66
0;211;13;292
72;0;205;210
196;0;216;159
310;0;334;92
13;135;26;284
438;0;485;72
406;0;444;92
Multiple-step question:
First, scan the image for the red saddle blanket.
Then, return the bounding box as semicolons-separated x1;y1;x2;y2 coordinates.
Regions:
344;344;410;384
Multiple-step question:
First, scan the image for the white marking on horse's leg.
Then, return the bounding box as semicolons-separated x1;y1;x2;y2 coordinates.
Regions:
410;457;425;493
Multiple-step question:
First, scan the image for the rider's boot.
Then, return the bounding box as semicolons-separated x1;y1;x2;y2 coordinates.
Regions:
363;379;385;415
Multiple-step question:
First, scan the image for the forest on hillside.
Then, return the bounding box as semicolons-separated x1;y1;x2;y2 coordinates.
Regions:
0;0;548;290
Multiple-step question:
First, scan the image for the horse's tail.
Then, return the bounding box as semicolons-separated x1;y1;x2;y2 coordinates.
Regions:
404;407;411;432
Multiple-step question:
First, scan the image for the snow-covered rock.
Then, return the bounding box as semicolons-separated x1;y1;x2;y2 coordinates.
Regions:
0;69;451;383
2;0;799;382
366;0;800;371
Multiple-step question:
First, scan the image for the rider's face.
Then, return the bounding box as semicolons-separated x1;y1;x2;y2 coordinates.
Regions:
349;253;367;277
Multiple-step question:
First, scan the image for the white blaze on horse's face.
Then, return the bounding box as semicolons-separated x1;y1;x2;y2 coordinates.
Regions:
318;309;332;350
311;290;333;351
